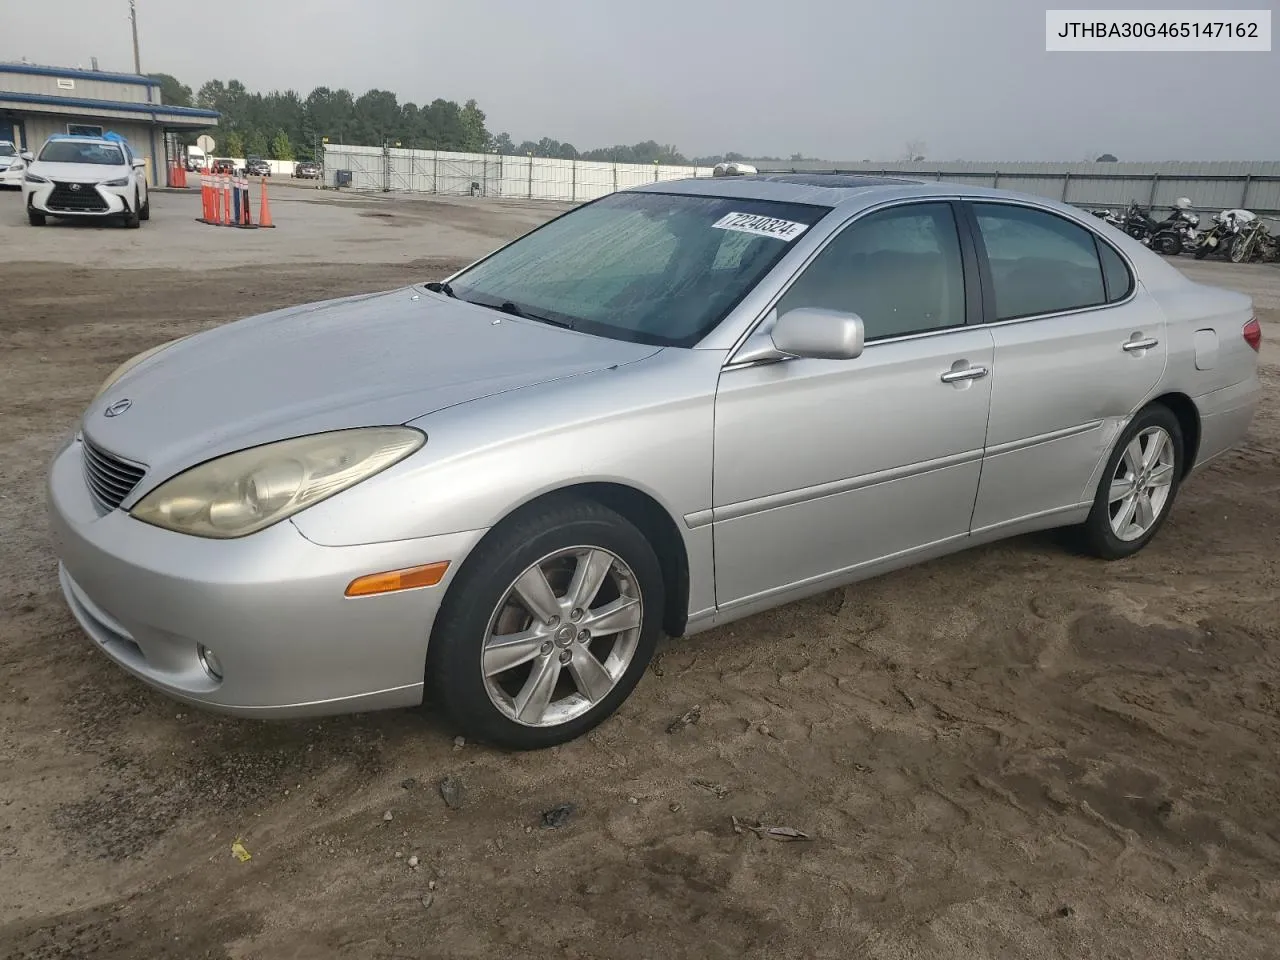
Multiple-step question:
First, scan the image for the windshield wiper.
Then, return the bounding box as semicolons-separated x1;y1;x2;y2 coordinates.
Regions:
498;301;574;329
424;281;457;298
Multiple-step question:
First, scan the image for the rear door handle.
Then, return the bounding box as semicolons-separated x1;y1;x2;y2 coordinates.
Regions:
940;365;989;384
1123;337;1159;352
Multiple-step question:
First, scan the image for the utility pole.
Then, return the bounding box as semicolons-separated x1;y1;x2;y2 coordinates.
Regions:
129;0;142;74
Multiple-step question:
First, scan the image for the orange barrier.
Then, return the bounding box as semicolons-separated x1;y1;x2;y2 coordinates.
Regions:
257;176;275;228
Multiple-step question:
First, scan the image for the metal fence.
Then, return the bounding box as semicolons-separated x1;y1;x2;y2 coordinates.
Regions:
323;143;715;201
749;160;1280;217
320;147;1280;219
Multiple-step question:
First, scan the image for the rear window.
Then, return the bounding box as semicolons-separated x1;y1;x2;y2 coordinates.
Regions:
38;141;124;165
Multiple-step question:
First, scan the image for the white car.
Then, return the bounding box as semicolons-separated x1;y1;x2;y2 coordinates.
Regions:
0;140;22;188
21;135;150;228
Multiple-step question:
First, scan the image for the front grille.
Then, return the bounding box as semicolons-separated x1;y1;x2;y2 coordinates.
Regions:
81;436;146;512
47;182;109;212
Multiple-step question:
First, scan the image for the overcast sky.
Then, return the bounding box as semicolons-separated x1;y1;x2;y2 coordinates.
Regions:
5;0;1277;160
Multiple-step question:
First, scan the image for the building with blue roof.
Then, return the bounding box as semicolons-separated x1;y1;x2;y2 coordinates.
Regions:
0;62;219;186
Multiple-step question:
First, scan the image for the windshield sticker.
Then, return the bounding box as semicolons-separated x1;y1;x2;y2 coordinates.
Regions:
711;212;810;242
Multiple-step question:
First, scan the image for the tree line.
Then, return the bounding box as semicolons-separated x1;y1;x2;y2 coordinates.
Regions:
149;73;798;166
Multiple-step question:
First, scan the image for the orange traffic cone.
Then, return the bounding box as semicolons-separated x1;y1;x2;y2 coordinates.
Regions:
257;176;275;228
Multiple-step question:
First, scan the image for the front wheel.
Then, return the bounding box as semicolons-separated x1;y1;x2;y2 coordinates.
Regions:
122;194;141;229
426;497;665;749
1078;405;1184;560
139;192;150;221
27;208;46;226
1230;236;1251;263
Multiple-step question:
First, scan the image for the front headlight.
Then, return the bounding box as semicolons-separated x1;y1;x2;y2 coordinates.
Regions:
131;427;425;539
102;177;130;187
94;338;187;400
24;172;48;184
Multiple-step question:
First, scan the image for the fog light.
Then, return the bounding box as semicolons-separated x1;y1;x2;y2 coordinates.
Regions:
198;644;223;681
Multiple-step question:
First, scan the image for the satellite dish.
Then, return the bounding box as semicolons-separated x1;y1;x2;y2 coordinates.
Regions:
196;134;216;153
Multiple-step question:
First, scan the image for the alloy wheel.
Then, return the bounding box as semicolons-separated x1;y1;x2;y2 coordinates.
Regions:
482;546;643;727
1108;426;1176;542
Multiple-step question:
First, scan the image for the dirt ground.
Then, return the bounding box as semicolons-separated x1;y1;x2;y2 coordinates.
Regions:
2;191;1279;960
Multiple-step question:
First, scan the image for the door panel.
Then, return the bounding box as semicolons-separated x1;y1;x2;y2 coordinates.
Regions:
967;201;1168;532
713;328;995;606
970;298;1167;531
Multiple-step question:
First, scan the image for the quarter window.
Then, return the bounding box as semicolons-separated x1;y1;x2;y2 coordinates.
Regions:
973;204;1107;320
1097;240;1134;303
776;202;967;341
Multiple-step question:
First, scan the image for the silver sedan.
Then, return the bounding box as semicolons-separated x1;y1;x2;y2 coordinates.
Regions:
48;175;1263;748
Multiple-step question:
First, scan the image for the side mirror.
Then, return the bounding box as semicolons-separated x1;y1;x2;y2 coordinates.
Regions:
770;307;865;360
20;151;33;163
132;158;147;169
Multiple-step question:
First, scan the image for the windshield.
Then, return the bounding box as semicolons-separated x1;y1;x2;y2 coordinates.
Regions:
447;191;831;347
0;143;15;157
37;141;125;165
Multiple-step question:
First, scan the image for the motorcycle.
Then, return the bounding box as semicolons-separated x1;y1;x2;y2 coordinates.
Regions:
1122;201;1199;256
1121;202;1159;242
1090;208;1125;229
1193;209;1256;260
1229;218;1279;264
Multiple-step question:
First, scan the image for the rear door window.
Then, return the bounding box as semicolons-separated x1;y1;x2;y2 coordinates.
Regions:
972;204;1107;320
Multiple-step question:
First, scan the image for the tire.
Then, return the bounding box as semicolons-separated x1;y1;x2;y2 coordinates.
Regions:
139;192;150;221
427;496;665;750
27;208;46;226
1230;236;1250;264
1155;233;1182;256
1193;239;1211;260
123;194;141;229
1078;404;1184;560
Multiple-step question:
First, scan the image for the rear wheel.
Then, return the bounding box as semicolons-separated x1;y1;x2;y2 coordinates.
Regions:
1078;404;1184;560
427;497;664;749
1155;233;1182;256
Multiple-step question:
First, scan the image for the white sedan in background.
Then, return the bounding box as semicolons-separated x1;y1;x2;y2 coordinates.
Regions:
21;135;150;228
0;140;22;188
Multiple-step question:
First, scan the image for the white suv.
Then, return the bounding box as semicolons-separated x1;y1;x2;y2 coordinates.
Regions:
0;140;21;188
22;135;150;228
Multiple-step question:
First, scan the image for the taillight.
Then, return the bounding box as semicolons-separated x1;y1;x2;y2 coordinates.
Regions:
1243;317;1261;352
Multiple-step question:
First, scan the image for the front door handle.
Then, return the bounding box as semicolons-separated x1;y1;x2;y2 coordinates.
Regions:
940;364;989;384
1123;336;1159;352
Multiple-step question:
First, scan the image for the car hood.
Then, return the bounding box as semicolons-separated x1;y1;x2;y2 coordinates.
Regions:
83;287;661;481
29;161;129;182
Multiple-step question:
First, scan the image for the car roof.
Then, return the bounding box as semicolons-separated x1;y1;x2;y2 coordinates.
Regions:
43;135;122;147
628;172;1059;212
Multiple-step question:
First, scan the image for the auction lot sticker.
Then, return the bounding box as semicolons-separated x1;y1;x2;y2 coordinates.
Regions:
712;212;810;242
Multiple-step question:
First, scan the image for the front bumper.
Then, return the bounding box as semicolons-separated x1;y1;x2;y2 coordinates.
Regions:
48;436;486;717
25;179;133;216
0;165;22;187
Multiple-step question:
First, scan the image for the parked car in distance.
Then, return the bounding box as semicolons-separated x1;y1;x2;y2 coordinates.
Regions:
49;175;1262;749
245;156;272;177
22;134;150;227
294;161;320;179
210;158;236;175
0;140;22;188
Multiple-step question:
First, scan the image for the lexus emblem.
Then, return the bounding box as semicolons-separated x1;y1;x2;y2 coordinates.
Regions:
103;398;132;417
70;183;82;192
